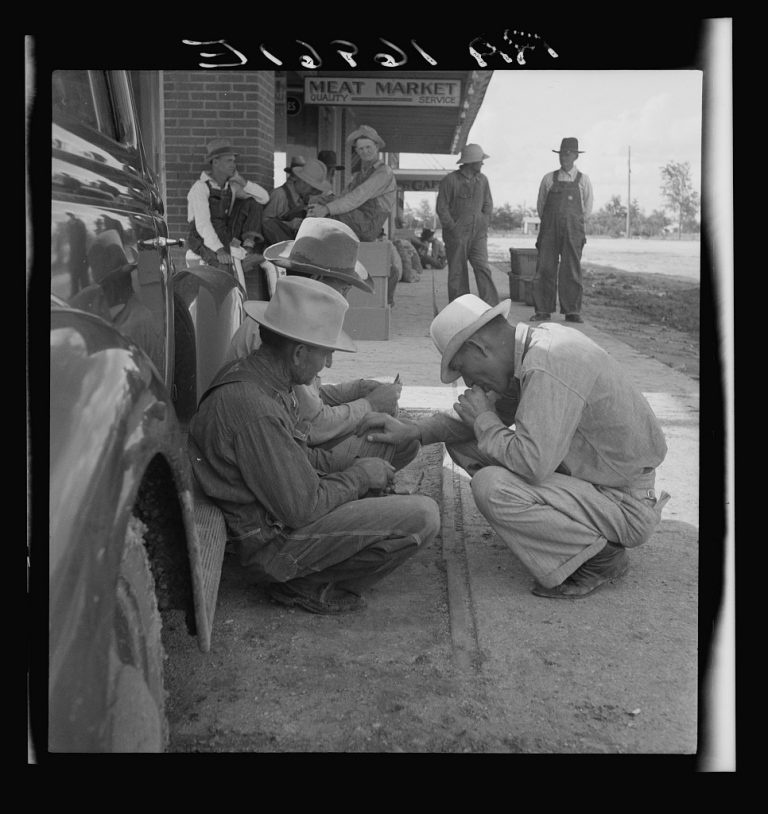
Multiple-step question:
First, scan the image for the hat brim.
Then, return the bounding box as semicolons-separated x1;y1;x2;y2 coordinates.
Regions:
243;300;357;352
440;299;512;383
292;169;333;194
553;149;585;153
264;240;374;293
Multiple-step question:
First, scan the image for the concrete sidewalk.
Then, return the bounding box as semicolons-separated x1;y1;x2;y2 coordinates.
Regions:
327;262;701;753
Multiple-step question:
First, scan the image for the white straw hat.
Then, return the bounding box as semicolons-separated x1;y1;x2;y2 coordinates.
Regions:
430;294;511;383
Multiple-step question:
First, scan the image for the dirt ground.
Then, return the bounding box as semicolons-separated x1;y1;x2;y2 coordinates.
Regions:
162;252;702;756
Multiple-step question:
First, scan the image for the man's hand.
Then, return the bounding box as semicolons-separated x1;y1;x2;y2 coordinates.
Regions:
216;248;232;265
356;413;419;445
307;203;330;218
454;385;495;427
350;456;395;492
362;381;402;415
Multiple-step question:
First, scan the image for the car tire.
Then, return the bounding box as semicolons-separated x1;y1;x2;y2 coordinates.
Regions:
108;514;168;752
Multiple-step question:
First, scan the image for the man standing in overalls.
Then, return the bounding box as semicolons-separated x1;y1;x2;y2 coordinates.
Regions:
532;138;593;323
436;144;499;306
306;125;396;243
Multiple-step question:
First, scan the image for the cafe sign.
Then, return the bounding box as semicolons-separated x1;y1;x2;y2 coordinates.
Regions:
304;77;461;107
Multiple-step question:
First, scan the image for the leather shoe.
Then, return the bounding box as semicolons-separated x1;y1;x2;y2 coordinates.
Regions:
531;543;629;599
530;312;551;322
269;581;366;614
564;313;583;323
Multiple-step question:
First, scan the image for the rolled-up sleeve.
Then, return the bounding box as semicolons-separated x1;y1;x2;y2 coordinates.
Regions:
326;165;395;215
296;382;372;445
581;174;594;217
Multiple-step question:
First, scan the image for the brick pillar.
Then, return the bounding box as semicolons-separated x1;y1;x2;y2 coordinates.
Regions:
162;71;275;264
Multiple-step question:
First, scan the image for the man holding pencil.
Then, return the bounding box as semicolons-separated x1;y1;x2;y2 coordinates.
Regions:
225;218;418;472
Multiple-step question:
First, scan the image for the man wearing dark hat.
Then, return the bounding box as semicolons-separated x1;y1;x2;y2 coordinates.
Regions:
306;126;397;242
262;158;334;244
532;137;594;323
226;218;414;470
413;228;447;270
358;293;670;601
189;275;440;614
436;144;499;306
186;138;270;272
318;149;344;188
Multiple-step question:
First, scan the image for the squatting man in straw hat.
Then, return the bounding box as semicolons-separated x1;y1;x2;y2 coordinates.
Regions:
186;138;270;271
358;294;671;598
190;271;438;618
225;219;414;467
436;143;499;306
306;125;396;242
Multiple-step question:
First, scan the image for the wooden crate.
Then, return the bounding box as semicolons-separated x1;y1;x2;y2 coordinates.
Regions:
344;241;391;340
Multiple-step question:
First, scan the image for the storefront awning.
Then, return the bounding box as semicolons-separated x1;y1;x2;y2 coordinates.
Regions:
294;70;492;155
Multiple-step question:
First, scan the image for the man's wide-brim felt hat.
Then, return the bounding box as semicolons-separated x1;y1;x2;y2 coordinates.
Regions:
430;294;512;383
318;150;344;170
244;276;356;353
263;218;374;293
554;137;585;154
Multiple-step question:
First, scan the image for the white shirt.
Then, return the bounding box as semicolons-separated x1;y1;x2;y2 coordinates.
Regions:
187;172;269;255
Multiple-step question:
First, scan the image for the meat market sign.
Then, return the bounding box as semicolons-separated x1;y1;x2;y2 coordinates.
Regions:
304;77;461;107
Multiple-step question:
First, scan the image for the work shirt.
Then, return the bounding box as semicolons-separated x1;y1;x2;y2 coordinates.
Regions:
419;320;666;490
187;172;268;254
436;168;493;232
224;323;375;443
188;350;371;544
263;178;306;231
325;160;396;217
537;166;593;218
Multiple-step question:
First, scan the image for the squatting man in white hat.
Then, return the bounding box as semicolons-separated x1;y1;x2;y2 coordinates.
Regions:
436;143;499;306
225;218;414;468
189;278;439;616
358;294;671;598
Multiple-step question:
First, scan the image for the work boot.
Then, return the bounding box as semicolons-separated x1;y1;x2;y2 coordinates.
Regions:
531;543;629;599
530;312;551;322
268;581;366;614
565;313;584;323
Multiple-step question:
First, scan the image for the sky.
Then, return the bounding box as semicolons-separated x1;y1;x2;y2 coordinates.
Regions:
400;70;703;217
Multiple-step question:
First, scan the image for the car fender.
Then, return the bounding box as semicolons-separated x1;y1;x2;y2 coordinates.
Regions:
49;306;216;749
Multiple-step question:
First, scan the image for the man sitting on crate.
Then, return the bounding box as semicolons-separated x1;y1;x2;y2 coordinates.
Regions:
261;158;334;246
225;218;418;471
188;275;440;614
185;138;270;273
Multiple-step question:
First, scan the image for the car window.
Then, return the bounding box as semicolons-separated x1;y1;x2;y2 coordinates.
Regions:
52;70;120;142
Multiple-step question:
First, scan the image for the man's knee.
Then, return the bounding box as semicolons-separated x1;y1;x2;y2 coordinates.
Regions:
404;495;440;544
471;466;532;518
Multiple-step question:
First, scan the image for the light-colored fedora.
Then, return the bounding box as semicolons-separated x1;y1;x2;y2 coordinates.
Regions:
292;158;333;194
243;276;357;353
263;218;374;293
553;137;585;154
346;125;385;150
456;143;490;164
430;294;511;383
206;138;238;162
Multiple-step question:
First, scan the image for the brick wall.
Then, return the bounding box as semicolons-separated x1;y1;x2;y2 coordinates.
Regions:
163;71;275;258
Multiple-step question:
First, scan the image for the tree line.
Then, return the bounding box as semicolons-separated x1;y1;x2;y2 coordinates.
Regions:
403;160;699;238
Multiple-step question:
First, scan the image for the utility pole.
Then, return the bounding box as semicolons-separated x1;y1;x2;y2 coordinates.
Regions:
627;146;632;240
625;146;631;238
